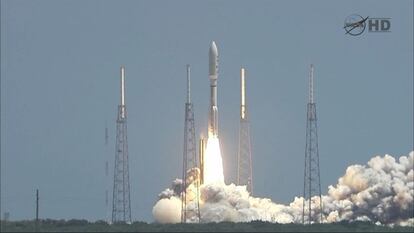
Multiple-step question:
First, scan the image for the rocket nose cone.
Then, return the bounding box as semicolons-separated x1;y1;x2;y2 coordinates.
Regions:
209;41;218;57
209;41;218;76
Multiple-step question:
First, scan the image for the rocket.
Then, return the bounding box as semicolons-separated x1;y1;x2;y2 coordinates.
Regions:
208;41;219;138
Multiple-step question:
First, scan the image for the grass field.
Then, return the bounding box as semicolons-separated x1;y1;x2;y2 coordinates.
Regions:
1;219;414;232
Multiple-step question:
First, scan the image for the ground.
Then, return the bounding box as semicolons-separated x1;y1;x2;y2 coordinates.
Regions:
1;220;414;232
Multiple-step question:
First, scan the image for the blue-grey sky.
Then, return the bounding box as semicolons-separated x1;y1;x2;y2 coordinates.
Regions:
1;0;412;222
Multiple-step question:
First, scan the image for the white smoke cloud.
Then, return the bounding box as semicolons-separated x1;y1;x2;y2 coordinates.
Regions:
152;151;414;226
152;196;182;224
323;152;414;225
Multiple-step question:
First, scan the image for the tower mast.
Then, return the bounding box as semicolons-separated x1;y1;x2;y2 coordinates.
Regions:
112;65;132;223
302;64;323;224
237;68;253;194
181;64;201;223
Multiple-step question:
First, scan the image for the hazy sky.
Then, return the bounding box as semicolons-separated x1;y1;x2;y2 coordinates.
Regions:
1;0;412;222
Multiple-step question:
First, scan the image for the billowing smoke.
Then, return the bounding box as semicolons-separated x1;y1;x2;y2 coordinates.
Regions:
153;152;414;226
322;152;413;226
152;179;182;224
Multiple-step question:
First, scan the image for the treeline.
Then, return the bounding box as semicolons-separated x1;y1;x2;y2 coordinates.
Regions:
1;219;413;232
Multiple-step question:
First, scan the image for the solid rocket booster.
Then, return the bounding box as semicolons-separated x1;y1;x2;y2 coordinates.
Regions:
208;41;219;138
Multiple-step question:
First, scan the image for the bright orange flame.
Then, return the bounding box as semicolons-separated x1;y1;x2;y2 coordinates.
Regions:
203;136;224;184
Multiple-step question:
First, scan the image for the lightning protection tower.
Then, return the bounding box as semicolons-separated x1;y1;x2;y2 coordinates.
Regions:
105;123;110;222
237;68;253;194
112;65;132;223
181;65;201;223
302;64;323;224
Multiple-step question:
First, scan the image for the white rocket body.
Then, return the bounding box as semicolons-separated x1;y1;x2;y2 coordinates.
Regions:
208;41;219;138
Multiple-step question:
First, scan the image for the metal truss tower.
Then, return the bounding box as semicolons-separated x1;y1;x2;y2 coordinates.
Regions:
237;68;253;194
112;65;132;223
181;65;201;223
302;64;323;224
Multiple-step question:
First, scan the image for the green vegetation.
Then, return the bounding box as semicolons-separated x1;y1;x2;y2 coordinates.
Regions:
1;219;413;232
